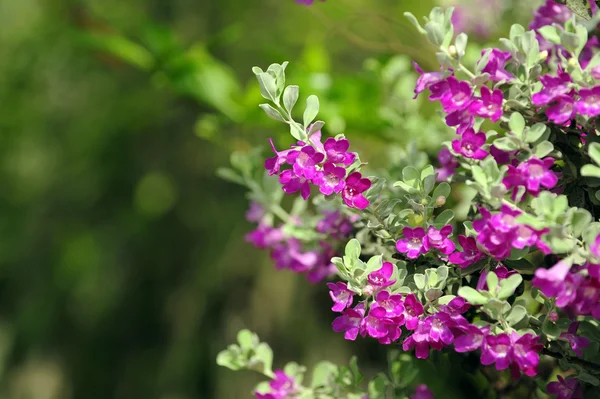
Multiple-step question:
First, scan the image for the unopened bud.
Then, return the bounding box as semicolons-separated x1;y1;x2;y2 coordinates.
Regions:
568;57;578;68
435;196;446;207
363;285;375;296
420;198;428;206
539;50;548;62
548;311;559;323
448;45;457;57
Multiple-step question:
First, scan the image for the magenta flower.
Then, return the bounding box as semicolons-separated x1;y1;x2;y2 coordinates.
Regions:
313;162;346;195
449;235;485;268
279;169;311;200
412;62;447;99
246;224;284;249
245;201;266;223
402;294;424;330
372;290;405;318
470;85;503;122
576;86;600;118
532;72;572;106
423;225;456;255
326;282;354;312
367;261;396;289
490;145;513;165
479;49;515;82
503;157;558;196
560;322;590;357
410;385;434;399
255;369;299;399
288;145;324;179
342;172;371;209
547;376;583;399
591;234;600;257
360;306;401;344
451;129;489;160
546;95;575;125
480;332;541;376
324;137;355;165
436;147;459;182
532;260;577;305
265;138;293;175
332;303;365;340
396;227;428;259
530;0;571;30
453;324;487;352
473;207;514;260
445;107;475;134
441;77;473;113
271;238;318;272
403;313;454;359
316;210;354;239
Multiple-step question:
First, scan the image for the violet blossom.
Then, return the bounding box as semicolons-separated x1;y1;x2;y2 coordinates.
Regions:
324;137;355;165
423;225;456;255
470;85;503;122
449;235;485;268
327;282;354;312
313;162;346;195
367;261;396;289
451;129;489;160
547;376;583;399
332;303;366;340
342;172;371;210
396;227;428;259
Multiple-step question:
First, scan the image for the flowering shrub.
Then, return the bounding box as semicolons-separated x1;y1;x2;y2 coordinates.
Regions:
217;1;600;398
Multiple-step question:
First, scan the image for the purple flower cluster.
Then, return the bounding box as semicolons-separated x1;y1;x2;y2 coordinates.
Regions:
449;235;485;268
265;131;371;209
533;260;600;318
472;206;550;260
396;225;456;260
245;203;358;283
503;157;558;198
255;370;300;399
449;0;506;39
547;376;583;399
410;384;434;399
436;147;460;181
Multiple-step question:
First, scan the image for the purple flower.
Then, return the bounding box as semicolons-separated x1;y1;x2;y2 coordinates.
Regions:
547;376;583;399
279;169;311;200
288;145;324;179
413;62;447;99
470;85;503;122
591;234;600;258
372;290;405;318
403;313;454;359
532;72;572;106
441;77;473;113
332;303;365;340
324;137;356;166
396;227;427;259
476;265;517;290
490;145;513;165
316;210;354;239
342;172;371;209
246;224;284;248
423;225;456;255
313;162;346;195
367;261;396;289
360;306;401;344
255;369;299;399
479;49;515;82
245;201;266;223
480;332;541;377
445;107;475;134
265;139;293;175
402;294;424;330
530;0;571;30
271;238;319;273
532;260;576;304
410;385;434;399
453;324;486;352
546;95;575;125
451;129;489;160
327;282;354;312
503;157;558;197
449;235;485;268
436;147;459;182
560;322;590;356
576;86;600;118
473;207;514;260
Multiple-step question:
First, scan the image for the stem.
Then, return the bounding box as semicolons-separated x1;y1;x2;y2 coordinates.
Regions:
271;203;293;224
542;348;600;373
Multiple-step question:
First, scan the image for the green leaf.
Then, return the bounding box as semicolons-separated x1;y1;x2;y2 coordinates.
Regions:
493;136;520;151
256;72;278;102
590;142;600;165
496;274;523;300
414;274;426;291
570;209;592;238
534;140;554;158
289;122;306;142
237;329;257;350
432;182;451;201
506;305;528;326
368;373;389;399
437;295;456;305
311;361;338;388
423;174;436;196
509;112;526;138
253;343;274;376
508;246;530;260
542;321;562;340
458;286;488;305
486;272;499;293
525;123;547;143
434;209;455;227
283;85;299;113
471;165;488;188
455;33;468;58
303;95;319;129
424;21;444;46
259;103;286;122
538;25;561;44
402;166;421;188
578;372;600;386
216;348;242;370
216;168;245;185
403;12;427;35
345;239;361;262
366;255;383;274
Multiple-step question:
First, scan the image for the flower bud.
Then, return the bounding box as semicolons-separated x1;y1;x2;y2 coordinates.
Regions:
448;45;457;57
548;311;559;323
539;50;548;62
420;198;428;206
363;284;375;296
568;57;578;68
435;196;446;207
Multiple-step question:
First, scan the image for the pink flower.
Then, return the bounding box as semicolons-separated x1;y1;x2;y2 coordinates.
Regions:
479;49;515;82
413;62;447;99
423;225;456;255
560;322;590;357
436;147;459;182
503;157;558;197
577;86;600;118
532;72;572;106
326;282;354;312
449;235;485;268
445;107;475;134
279;169;311;200
313;162;346;195
440;77;473;113
265;138;293;175
410;385;434;399
396;227;428;259
332;303;365;340
451;129;489;160
360;306;401;344
591;234;600;258
546;376;583;399
470;86;503;122
288;145;324;179
402;293;424;330
546;95;575;125
324;137;355;165
372;290;405;318
367;261;396;289
342;172;371;209
255;369;300;399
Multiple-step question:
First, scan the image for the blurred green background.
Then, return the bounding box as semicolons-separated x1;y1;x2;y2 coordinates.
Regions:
0;0;539;398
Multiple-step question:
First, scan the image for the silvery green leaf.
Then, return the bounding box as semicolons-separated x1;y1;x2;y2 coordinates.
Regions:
506;305;528;326
486;272;499;293
437;295;456;305
413;274;426;291
581;164;600;178
308;121;325;136
542;321;562;340
471;165;488;188
426;288;443;302
560;30;580;54
565;0;592;20
283;85;299;113
345;239;361;261
365;255;383;274
510;24;525;41
256;72;278;102
458;286;488;305
525;123;548;143
589;142;600;165
476;49;493;74
575;24;588;55
252;66;264;75
455;33;468;59
578;372;600;386
493;136;520;151
303;95;319;129
432;182;451;201
402;166;421;188
434;209;454;227
509;112;526;138
237;329;259;350
538;25;561;44
570;208;592;237
311;361;338;389
403;12;427;34
496;274;523;300
534;140;554;158
259;104;286;122
423;174;436;196
436;51;453;69
424;21;444;46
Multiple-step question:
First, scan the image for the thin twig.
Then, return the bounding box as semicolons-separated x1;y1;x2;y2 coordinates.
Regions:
542;348;600;372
